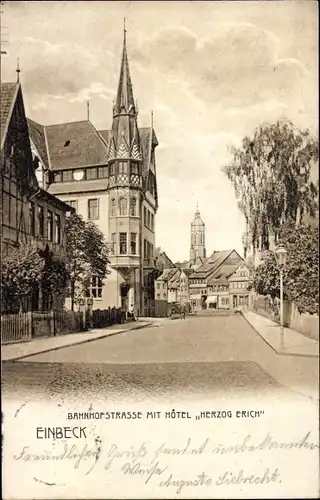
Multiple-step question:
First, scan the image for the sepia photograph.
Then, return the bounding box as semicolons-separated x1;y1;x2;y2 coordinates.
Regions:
1;1;319;498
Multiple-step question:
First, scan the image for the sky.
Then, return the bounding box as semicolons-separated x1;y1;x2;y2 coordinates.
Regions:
1;1;318;262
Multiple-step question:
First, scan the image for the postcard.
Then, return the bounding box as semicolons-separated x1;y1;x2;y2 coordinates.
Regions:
1;1;319;499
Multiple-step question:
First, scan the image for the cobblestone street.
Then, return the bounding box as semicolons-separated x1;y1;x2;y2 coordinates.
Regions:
3;316;318;403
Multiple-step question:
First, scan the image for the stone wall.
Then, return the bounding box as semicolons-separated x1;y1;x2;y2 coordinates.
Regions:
286;301;319;341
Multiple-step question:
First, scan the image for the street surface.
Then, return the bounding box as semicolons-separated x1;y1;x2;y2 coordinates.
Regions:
2;316;319;403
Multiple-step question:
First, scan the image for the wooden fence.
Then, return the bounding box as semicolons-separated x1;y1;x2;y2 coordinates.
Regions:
1;310;84;345
1;308;125;345
1;312;32;344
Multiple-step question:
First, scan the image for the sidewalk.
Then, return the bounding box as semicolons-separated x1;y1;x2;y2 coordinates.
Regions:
243;310;319;358
2;320;154;362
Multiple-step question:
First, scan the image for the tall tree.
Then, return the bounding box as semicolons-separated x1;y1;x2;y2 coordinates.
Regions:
252;224;319;314
65;213;111;310
223;120;318;258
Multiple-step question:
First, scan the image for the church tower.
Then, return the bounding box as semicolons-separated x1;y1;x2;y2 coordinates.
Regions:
190;205;206;263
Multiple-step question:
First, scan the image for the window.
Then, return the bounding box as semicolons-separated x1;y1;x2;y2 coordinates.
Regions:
55;214;61;244
157;283;160;289
119;162;128;174
147;210;151;228
38;205;44;236
87;168;97;180
131;163;139;175
119;232;127;254
144;239;147;257
221;298;225;305
151;213;154;231
111;198;116;216
144;207;147;226
54;171;62;183
62;170;73;182
29;201;35;236
47;210;53;241
86;276;103;298
130;233;137;255
130;197;136;216
225;297;229;305
88;198;99;219
119;197;127;216
111;233;116;254
98;166;108;178
109;163;115;176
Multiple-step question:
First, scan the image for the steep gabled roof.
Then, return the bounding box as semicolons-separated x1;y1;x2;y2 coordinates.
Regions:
0;82;19;150
98;129;110;146
44;120;108;170
207;264;239;285
157;267;179;282
27;118;49;169
190;250;241;279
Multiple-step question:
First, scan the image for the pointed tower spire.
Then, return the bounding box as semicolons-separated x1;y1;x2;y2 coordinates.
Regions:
107;25;143;165
114;18;135;116
16;58;21;83
87;101;90;121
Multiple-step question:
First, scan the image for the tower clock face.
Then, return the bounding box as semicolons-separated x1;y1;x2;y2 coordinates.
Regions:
73;169;84;181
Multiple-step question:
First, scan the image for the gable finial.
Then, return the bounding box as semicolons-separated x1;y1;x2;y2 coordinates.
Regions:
124;16;126;43
87;101;90;121
16;58;21;83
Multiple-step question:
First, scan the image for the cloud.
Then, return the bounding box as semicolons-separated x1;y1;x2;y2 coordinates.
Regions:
132;22;311;118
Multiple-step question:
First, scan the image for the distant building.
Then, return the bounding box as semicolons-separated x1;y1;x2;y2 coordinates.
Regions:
155;248;175;272
190;205;206;264
154;268;178;302
27;29;159;316
188;249;254;310
0;82;73;311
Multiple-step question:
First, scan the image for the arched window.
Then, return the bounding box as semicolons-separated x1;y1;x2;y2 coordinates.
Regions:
111;198;116;216
130;197;136;216
119;197;127;216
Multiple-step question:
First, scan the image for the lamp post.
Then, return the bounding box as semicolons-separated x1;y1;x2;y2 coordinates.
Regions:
275;246;288;347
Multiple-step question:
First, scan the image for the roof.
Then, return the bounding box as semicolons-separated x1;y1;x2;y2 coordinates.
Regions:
98;126;158;177
0;82;19;149
155;251;175;270
28;119;109;171
191;208;204;227
113;30;135;116
207;264;239;285
157;268;178;282
27;118;49;168
190;250;236;279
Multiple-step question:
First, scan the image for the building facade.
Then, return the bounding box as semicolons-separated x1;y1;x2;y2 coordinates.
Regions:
27;30;159;316
188;249;253;310
0;82;73;311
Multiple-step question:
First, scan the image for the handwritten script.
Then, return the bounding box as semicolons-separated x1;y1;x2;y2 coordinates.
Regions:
12;431;318;493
